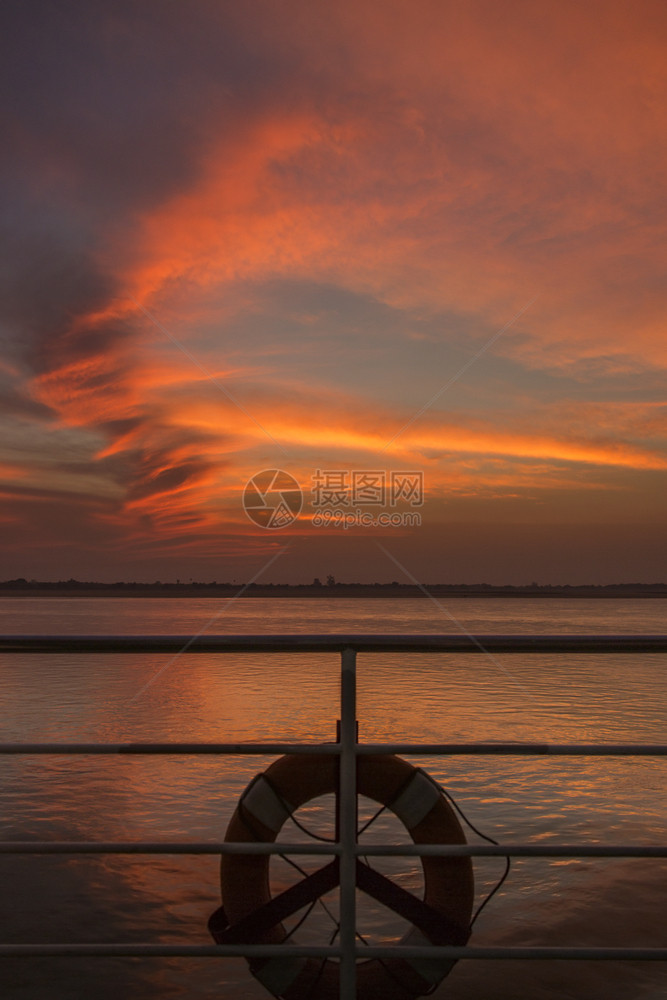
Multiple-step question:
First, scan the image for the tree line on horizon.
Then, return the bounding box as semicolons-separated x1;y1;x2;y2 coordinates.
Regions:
2;578;666;591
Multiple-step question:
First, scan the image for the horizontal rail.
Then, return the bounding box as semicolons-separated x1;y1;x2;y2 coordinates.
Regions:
0;841;338;855
358;844;667;858
1;633;667;653
0;944;342;958
366;946;667;961
3;634;666;985
0;742;340;755
1;943;666;960
1;841;666;857
1;741;666;755
361;742;667;755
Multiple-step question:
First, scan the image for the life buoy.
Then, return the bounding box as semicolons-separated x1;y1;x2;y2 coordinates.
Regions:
209;754;474;1000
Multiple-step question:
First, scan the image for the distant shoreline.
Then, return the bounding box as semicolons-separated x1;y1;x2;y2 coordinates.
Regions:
1;584;666;599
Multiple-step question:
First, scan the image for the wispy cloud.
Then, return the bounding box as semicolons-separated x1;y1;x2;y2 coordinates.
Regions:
1;0;665;578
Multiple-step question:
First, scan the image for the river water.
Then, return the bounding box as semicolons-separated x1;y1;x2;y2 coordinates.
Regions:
0;597;666;999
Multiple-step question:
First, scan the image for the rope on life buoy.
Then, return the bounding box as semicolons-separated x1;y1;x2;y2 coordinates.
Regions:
209;754;474;1000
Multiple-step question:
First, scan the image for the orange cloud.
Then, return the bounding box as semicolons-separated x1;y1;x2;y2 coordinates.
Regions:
111;0;666;367
8;0;665;568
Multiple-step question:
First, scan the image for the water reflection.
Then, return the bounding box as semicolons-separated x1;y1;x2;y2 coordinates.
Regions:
0;598;665;998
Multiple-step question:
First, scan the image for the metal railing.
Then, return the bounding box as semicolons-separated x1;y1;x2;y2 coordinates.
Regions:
1;633;667;999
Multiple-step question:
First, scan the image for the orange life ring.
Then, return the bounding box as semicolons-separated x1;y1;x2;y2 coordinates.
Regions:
210;754;474;1000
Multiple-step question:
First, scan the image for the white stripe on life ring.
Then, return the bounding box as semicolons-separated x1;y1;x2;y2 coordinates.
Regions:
254;955;306;994
242;775;294;833
403;928;452;984
390;769;441;830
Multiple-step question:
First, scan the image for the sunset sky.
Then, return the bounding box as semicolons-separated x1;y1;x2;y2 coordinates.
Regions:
1;0;665;585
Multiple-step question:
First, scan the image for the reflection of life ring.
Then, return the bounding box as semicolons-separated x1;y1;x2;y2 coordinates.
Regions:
209;754;474;1000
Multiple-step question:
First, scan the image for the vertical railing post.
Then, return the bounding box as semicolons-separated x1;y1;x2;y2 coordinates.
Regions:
339;647;357;999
